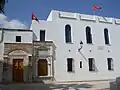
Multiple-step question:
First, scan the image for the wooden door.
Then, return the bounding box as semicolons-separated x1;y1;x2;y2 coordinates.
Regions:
38;59;48;76
12;59;24;82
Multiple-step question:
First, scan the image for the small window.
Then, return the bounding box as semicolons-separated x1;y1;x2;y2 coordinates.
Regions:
80;61;82;68
104;28;110;45
40;30;45;41
16;36;21;42
88;58;95;71
86;26;93;44
67;58;74;72
65;24;72;43
107;58;114;71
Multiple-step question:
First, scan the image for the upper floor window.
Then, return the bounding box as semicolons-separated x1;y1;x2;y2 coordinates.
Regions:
40;30;45;41
16;36;21;42
104;28;110;45
86;26;92;44
65;24;72;43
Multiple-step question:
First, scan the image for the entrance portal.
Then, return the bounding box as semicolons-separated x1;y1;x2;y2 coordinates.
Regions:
12;59;24;82
38;59;48;76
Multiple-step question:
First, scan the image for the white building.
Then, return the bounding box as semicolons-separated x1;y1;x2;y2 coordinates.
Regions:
31;10;120;82
1;10;120;83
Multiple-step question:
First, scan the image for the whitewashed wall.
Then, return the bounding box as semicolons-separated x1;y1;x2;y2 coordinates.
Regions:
4;31;33;43
31;10;120;82
0;30;33;58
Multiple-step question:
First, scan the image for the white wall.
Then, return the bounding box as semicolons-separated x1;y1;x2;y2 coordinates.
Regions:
31;10;120;81
4;31;33;43
0;30;33;59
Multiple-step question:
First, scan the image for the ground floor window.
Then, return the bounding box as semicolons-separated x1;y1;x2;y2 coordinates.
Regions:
88;58;95;71
107;58;114;71
80;61;82;68
67;58;74;72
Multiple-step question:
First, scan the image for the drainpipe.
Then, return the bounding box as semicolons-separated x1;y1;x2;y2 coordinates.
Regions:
78;41;98;72
0;28;5;82
0;28;4;44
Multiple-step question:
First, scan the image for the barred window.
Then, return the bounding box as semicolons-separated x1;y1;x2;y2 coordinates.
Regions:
88;58;95;71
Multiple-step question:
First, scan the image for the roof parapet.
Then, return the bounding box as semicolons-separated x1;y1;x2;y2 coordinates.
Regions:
47;10;120;25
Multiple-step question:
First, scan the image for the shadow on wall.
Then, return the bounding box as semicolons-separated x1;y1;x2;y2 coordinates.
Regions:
79;51;98;72
49;83;93;90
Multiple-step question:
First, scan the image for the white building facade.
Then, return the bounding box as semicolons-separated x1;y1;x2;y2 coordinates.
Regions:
31;10;120;82
0;10;120;83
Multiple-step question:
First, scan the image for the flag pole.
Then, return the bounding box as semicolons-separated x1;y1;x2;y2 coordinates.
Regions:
92;5;102;16
92;5;95;16
92;10;95;16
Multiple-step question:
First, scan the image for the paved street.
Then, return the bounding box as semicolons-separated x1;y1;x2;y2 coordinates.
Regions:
49;81;110;90
0;81;111;90
0;83;52;90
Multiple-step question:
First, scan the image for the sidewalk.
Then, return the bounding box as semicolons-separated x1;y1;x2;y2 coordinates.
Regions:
49;80;111;90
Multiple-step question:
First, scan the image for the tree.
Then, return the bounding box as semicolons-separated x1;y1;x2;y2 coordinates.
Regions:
0;0;8;13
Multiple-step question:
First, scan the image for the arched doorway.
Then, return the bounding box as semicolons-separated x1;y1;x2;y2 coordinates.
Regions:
9;50;28;82
12;59;24;82
38;59;48;76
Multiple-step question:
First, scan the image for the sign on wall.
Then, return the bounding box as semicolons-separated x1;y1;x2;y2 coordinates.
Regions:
97;46;104;50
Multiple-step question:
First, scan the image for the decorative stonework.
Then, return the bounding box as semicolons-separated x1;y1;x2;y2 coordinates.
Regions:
33;41;56;79
4;43;33;55
33;41;56;59
3;43;33;83
3;41;56;82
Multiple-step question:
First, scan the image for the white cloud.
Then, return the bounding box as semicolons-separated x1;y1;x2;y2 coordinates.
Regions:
0;14;28;29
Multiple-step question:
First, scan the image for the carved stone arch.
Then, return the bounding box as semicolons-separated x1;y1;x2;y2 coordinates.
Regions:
8;49;28;56
38;45;48;50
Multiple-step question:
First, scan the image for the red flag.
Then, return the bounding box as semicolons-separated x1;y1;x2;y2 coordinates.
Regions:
92;5;102;10
32;13;39;22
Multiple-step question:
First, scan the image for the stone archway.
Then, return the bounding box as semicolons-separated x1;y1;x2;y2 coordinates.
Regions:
9;50;27;82
3;43;33;83
38;59;48;76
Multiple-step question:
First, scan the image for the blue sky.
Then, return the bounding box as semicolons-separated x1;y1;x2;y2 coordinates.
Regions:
4;0;120;25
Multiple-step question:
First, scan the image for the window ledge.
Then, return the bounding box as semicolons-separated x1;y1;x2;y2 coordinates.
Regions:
89;70;96;72
108;70;114;71
15;42;22;43
66;42;73;44
87;43;94;45
105;44;111;46
67;71;75;73
89;69;97;72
